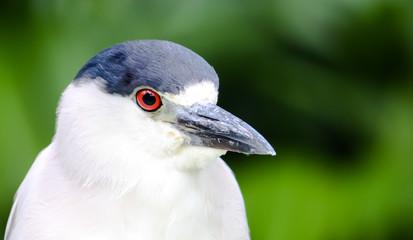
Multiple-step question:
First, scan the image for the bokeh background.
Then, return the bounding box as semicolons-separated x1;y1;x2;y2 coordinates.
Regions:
1;0;413;239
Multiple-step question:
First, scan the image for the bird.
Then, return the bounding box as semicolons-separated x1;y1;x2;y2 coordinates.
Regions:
5;40;275;240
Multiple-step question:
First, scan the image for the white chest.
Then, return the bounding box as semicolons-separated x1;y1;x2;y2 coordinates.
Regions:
17;160;247;240
11;149;249;240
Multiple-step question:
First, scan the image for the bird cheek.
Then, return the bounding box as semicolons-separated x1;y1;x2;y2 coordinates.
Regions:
166;130;183;140
157;125;186;154
167;130;185;147
171;147;226;170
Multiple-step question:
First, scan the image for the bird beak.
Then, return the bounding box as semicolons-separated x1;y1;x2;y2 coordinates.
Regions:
171;103;275;155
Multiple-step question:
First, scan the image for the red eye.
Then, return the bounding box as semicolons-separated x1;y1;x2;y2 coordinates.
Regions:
136;89;162;112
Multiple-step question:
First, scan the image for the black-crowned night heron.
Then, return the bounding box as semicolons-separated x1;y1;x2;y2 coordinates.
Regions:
5;40;275;240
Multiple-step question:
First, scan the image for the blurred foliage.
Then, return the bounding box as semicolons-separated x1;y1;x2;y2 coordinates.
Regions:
1;0;413;239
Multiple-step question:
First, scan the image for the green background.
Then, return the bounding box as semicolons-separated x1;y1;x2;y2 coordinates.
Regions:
1;0;413;239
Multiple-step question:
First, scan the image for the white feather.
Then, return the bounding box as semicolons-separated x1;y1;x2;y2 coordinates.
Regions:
162;81;218;106
5;82;250;240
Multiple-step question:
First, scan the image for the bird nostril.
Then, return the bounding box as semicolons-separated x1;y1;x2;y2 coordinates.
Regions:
197;113;219;121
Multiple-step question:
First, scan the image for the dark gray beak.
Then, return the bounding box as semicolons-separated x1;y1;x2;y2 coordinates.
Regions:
172;103;275;155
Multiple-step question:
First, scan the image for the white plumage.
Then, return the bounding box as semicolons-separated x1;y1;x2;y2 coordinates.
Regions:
5;40;274;240
6;82;248;240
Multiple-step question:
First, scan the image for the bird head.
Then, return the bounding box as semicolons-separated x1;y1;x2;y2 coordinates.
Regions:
54;40;274;190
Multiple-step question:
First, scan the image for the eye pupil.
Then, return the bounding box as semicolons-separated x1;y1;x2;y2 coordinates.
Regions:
142;93;156;106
